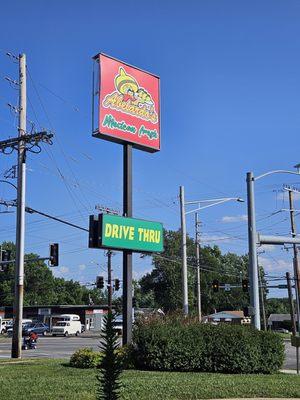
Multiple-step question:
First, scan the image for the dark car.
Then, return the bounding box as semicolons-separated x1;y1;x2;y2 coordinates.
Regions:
23;322;49;336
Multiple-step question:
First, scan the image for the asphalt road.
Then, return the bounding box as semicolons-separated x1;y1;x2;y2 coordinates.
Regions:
0;335;102;359
0;337;298;371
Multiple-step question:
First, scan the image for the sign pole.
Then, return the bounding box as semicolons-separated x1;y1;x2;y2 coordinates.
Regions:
123;143;133;345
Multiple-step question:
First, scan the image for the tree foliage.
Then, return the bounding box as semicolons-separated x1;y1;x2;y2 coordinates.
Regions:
0;241;106;306
139;229;255;315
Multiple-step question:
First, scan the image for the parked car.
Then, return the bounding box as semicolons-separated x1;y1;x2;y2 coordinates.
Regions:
114;316;123;336
23;322;49;336
274;328;290;334
6;319;33;336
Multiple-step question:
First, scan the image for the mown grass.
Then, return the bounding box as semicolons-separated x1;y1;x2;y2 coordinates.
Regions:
0;359;299;399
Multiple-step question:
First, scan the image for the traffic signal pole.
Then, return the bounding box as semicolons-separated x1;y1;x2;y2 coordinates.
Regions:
246;172;261;330
12;54;26;358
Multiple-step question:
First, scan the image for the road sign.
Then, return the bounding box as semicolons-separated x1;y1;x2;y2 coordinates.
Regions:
224;283;231;292
89;214;164;253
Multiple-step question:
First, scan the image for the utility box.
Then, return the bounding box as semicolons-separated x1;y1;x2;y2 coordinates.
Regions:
291;335;300;347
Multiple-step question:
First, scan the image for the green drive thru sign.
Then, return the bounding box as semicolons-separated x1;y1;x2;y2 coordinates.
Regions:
100;214;164;252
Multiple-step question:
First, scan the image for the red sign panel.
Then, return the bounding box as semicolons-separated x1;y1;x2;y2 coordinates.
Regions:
94;54;160;152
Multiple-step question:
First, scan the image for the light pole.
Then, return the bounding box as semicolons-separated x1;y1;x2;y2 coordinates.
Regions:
246;165;300;330
179;186;244;317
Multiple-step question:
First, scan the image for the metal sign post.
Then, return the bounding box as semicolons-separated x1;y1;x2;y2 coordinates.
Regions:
123;144;133;345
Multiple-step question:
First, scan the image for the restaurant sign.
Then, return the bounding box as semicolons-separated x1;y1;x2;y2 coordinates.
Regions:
99;214;163;252
93;53;160;152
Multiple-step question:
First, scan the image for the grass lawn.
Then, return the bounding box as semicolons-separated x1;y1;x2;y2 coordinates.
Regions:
0;359;299;399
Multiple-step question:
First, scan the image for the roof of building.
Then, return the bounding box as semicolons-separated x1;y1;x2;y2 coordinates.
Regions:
268;313;296;323
207;310;244;319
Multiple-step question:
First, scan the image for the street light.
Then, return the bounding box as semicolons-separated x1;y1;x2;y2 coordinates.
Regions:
179;186;244;317
247;165;300;330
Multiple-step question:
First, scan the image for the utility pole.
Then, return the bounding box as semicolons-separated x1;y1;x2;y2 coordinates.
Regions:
286;271;299;374
286;272;297;336
246;172;261;330
287;188;300;333
0;53;53;358
107;250;113;311
195;212;201;322
12;54;26;358
179;186;188;316
258;268;267;331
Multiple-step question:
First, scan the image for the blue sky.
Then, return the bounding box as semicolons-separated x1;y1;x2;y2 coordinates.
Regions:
1;0;300;298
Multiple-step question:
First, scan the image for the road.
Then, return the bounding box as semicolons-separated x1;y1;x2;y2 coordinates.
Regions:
0;337;298;371
0;335;102;359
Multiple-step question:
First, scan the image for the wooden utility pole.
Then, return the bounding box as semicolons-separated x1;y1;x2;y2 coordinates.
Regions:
195;213;202;322
287;189;300;333
12;54;26;358
286;272;297;336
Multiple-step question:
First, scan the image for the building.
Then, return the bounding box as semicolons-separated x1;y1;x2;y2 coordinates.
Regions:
203;310;251;325
268;313;295;331
0;304;112;331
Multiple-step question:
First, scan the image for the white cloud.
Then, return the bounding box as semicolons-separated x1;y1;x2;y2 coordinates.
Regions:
58;266;69;275
277;191;300;201
258;244;276;252
221;215;248;223
133;267;153;280
201;234;234;244
258;256;291;273
78;264;86;271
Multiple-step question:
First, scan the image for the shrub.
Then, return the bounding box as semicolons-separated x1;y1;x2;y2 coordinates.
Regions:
70;348;102;369
116;345;135;369
132;317;285;374
69;345;134;370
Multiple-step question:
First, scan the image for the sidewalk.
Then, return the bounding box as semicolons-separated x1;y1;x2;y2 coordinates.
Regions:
280;369;299;375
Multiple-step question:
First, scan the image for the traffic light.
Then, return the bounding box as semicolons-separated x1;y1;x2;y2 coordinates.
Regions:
243;306;249;317
0;250;11;271
96;276;104;289
212;279;219;293
114;279;120;291
49;243;59;267
242;279;248;293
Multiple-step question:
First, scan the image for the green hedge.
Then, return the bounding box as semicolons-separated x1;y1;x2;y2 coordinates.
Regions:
132;318;284;374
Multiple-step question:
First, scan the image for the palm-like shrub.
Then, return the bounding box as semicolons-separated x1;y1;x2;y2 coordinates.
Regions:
97;312;123;400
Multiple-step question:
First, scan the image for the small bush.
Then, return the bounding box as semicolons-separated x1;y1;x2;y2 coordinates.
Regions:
70;348;102;369
132;317;285;374
69;346;134;370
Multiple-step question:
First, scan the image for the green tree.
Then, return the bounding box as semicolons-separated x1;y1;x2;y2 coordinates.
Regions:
266;298;292;316
0;241;106;306
139;229;253;315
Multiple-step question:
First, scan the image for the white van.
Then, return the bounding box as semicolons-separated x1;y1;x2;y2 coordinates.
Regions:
0;318;13;334
51;314;81;337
